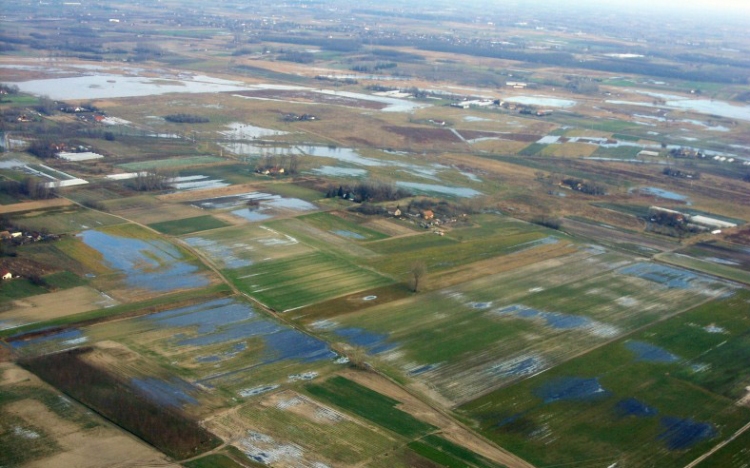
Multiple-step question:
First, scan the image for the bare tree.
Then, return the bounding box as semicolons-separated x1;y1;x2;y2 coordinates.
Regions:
409;261;427;293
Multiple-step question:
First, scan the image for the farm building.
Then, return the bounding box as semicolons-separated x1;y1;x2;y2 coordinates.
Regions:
1;270;12;280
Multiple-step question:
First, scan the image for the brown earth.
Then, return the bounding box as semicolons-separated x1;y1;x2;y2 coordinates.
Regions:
1;286;117;324
0;256;59;278
0;198;73;215
384;126;463;144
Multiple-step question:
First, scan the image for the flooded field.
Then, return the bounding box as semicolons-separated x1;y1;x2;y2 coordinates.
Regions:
461;291;750;468
79;228;210;293
13;73;250;100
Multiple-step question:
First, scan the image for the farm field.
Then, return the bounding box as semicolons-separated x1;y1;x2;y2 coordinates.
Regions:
9;206;124;234
312;249;736;403
2;0;750;465
149;214;231;235
0;362;179;468
59;223;219;302
458;290;750;468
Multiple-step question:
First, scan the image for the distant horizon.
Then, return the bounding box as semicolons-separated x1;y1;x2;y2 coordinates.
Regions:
552;0;750;13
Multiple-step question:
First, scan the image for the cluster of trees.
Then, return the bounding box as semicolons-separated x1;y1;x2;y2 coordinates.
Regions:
19;348;222;459
254;154;300;175
0;83;19;95
350;62;397;72
128;171;173;192
531;215;563;230
564;77;600;95
258;35;361;52
663;167;700;179
0;177;54;199
646;209;699;237
560;178;606;195
324;181;411;203
163;114;209;124
277;51;315;63
26;140;58;159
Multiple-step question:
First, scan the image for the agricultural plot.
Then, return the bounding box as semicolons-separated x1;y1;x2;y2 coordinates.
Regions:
367;225;555;279
9;206;124;234
105;195;208;225
657;241;750;285
149;215;230;236
306;376;436;438
0;362;177;468
70;224;215;301
183;224;314;269
458;290;750;468
0;286;117;332
117;155;227;171
299;211;390;241
206;389;397;466
227;251;393;311
10;296;344;406
314;250;736;403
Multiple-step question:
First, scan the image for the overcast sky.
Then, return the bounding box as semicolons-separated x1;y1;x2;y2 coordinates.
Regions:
578;0;750;13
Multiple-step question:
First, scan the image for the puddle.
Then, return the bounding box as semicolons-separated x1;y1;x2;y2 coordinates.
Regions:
311;166;368;178
264;197;317;211
239;385;279;398
333;327;397;354
488;355;544;378
494;305;590;329
231;208;273;222
615;398;658;417
659;417;716;450
617;263;724;291
332;230;366;240
534;377;610;403
625;341;680;363
191;192;278;210
220;122;288;139
10;328;85;349
630;186;689;202
183;237;253;269
504;96;577;108
395;181;481;198
131;377;199;407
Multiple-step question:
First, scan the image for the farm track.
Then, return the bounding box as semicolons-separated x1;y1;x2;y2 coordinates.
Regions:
683;419;750;468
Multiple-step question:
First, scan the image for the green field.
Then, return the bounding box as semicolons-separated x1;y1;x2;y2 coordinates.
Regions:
518;143;546;156
299;211;390;241
368;229;551;278
408;435;504;468
459;291;750;468
592;145;641;159
118;156;227;171
317;250;737;403
306;376;435;438
695;428;750;468
10;207;124;234
227;251;393;311
149;215;230;236
658;252;750;285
